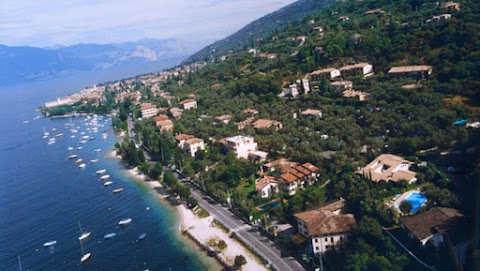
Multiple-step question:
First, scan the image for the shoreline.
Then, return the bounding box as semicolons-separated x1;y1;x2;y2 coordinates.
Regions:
122;163;267;271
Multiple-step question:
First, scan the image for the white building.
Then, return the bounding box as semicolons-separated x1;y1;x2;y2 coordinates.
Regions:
256;176;279;198
310;68;341;81
225;135;258;159
184;138;205;157
179;99;197;110
295;198;356;255
140;103;158;118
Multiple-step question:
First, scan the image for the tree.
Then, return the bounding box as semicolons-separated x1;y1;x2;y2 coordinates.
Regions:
218;240;227;250
399;200;413;214
148;162;163;180
234;255;247;267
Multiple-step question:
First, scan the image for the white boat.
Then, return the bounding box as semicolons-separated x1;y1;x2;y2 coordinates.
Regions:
77;147;83;150
82;136;89;139
78;163;86;168
96;169;106;174
48;140;55;145
70;135;76;138
89;137;95;140
78;222;91;241
67;154;78;159
100;175;110;180
42;135;48;139
138;233;147;240
78;222;91;263
75;159;83;164
67;147;74;151
79;140;87;144
90;159;98;163
104;233;116;239
104;181;113;186
43;240;57;247
55;133;64;138
94;149;101;153
118;218;132;225
112;188;123;193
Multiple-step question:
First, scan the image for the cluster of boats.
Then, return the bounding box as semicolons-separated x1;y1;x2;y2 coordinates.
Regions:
41;115;147;264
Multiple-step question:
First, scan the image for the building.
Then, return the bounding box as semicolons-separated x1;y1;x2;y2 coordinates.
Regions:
184;138;205;157
388;65;432;79
343;89;369;101
364;8;385;15
140;103;158;118
215;114;232;124
262;158;299;174
301;109;323;119
339;63;373;77
330;80;353;91
440;1;460;12
302;78;311;94
179;99;197;110
225;135;258;160
295;198;356;255
154;114;170;126
157;119;174;132
400;207;463;247
311;68;341;81
169;107;184;119
313;26;324;33
427;14;452;23
252;119;283;130
358;154;417;184
175;134;195;149
277;162;319;195
339;16;349;22
255;176;279;198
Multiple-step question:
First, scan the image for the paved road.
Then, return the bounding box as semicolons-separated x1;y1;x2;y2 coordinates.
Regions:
174;173;305;271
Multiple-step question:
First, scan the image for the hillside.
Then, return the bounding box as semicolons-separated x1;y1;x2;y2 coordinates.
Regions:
0;39;205;86
185;0;334;62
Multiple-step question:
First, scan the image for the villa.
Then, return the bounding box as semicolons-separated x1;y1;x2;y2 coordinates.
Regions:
179;99;197;110
225;135;258;160
256;176;279;198
277;162;319;195
295;198;356;255
358;154;417;184
140;103;158;118
400;207;463;247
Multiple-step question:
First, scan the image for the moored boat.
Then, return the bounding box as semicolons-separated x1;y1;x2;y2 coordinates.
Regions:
68;154;78;159
75;158;83;164
104;181;113;186
43;240;57;247
94;149;101;153
81;252;91;263
96;169;106;174
112;188;123;193
138;233;147;240
90;159;98;163
79;231;91;240
100;174;110;180
78;163;86;168
104;233;116;239
118;218;132;225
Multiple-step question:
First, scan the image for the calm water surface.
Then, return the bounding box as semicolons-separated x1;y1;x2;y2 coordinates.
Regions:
0;78;211;270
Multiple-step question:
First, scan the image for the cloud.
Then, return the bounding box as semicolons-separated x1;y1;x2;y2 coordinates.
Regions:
0;0;297;47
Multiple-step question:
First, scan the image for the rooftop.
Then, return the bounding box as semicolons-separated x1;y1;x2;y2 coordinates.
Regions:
175;134;195;141
179;99;196;104
388;65;432;73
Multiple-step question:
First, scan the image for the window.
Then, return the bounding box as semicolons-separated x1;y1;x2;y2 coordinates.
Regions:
340;236;343;241
325;237;328;242
315;246;319;251
331;237;334;243
315;239;318;243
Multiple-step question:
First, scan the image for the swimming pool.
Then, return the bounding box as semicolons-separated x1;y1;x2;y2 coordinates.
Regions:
405;193;427;212
257;199;282;211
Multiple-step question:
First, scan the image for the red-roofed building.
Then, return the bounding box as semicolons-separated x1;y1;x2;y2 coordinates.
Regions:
255;176;278;198
276;162;319;195
179;99;197;110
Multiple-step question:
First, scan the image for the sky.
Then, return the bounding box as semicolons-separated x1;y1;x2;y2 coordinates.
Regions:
0;0;298;47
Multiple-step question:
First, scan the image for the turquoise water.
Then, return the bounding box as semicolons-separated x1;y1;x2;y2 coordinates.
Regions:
0;79;210;270
405;193;427;213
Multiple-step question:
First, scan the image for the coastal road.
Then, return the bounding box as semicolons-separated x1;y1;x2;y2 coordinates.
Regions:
174;173;305;271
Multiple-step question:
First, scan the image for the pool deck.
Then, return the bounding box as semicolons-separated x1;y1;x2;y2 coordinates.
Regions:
388;189;422;212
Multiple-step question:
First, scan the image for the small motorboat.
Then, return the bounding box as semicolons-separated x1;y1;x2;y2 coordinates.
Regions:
90;159;98;163
138;233;147;240
118;218;132;225
112;188;123;193
75;159;83;164
104;233;116;239
67;147;74;151
43;240;57;247
67;154;78;159
79;231;91;241
78;163;86;168
104;181;113;186
100;175;110;180
77;147;83;150
81;252;91;263
96;169;106;174
94;149;101;153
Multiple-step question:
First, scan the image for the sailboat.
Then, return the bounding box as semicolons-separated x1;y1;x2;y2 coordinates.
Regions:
78;222;91;263
78;222;91;241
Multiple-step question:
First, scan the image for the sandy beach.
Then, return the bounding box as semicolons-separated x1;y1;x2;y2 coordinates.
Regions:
125;167;267;271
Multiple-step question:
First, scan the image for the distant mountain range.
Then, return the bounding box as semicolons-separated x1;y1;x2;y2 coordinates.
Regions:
0;39;206;86
186;0;333;63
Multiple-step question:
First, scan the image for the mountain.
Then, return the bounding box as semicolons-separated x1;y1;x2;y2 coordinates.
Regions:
0;39;206;86
185;0;334;63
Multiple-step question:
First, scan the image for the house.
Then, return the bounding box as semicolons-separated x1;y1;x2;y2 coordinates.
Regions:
330;80;353;91
225;135;258;159
358;154;418;184
184;138;205;157
215;114;232;124
175;134;195;149
140;103;158;118
339;63;373;77
252;119;283;130
301;109;323;119
242;108;258;115
169;107;184;119
302;78;311;94
339;16;349;22
236;117;255;130
364;8;385;15
157;119;174;132
400;207;463;247
388;65;432;79
179;99;197;110
262;158;299;174
427;14;452;23
295;198;356;255
311;68;341;81
343;89;369;101
154;114;170;126
313;26;324;33
248;150;269;162
258;53;278;59
440;1;460;12
256;176;279;198
277;162;319;195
